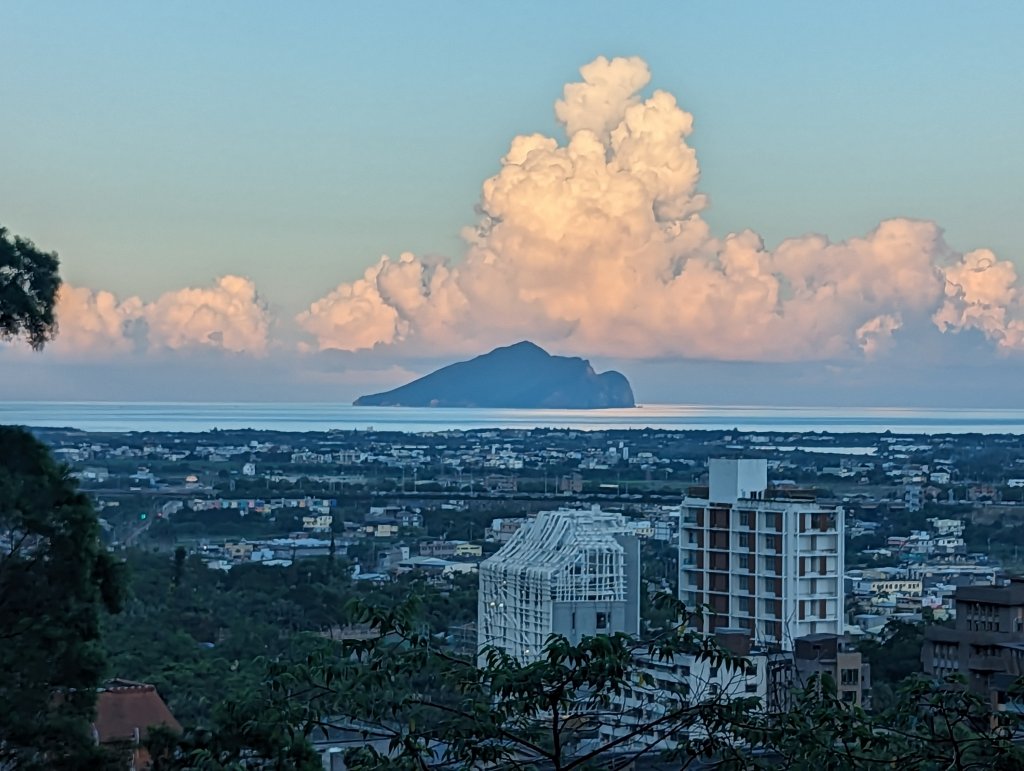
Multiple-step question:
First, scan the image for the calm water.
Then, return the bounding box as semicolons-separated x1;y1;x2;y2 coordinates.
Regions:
2;402;1024;434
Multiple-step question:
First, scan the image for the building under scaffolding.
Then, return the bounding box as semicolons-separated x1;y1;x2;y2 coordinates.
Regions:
477;506;640;663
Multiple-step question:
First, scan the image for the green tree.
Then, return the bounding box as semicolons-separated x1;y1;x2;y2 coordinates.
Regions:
154;597;1024;770
0;427;125;768
753;672;1023;770
172;546;187;588
0;226;61;350
858;617;931;707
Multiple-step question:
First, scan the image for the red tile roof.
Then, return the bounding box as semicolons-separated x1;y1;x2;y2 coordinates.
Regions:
92;681;181;745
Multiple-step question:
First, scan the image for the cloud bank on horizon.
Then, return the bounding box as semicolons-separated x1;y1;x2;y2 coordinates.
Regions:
35;56;1024;363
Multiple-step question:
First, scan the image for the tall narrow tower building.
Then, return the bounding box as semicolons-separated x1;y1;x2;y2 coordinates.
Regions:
679;459;844;650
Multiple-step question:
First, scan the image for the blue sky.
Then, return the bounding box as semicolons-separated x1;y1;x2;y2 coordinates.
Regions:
2;2;1023;404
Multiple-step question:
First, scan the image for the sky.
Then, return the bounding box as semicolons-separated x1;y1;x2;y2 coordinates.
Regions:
2;1;1023;406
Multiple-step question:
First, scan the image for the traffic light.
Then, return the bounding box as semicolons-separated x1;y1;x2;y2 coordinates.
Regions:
140;513;147;520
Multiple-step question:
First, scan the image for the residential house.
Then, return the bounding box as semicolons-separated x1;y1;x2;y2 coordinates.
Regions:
91;680;180;770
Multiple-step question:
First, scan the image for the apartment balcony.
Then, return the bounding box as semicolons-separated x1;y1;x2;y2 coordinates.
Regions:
968;655;1006;672
797;543;838;552
794;585;835;597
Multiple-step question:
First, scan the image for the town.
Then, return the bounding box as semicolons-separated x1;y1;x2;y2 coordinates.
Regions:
22;424;1024;763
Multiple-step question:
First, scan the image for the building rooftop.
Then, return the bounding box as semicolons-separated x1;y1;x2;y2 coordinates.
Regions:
956;577;1024;606
93;680;180;744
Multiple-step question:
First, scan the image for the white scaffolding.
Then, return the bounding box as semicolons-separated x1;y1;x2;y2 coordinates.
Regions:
478;507;630;662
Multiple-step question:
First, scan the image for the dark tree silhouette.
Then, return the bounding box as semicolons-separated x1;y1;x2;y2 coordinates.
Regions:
0;225;61;350
0;427;125;768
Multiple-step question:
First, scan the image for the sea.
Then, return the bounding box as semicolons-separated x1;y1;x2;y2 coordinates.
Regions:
2;402;1024;435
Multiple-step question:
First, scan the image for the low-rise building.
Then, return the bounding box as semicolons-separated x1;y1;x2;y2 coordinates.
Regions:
792;633;870;708
922;577;1024;697
302;514;334;533
484;517;528;544
454;542;483;558
92;680;181;769
225;541;254;561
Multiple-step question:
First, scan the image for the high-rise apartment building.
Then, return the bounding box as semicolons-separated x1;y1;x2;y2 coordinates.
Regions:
679;459;844;650
477;506;640;663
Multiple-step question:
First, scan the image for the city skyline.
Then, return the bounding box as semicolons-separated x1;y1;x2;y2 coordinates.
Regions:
3;3;1023;404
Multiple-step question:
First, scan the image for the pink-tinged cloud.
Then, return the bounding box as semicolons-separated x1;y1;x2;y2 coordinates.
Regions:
51;275;269;357
24;56;1024;366
299;55;1018;361
934;249;1024;350
52;285;143;354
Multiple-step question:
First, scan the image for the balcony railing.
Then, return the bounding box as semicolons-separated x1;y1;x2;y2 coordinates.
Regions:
968;655;1006;672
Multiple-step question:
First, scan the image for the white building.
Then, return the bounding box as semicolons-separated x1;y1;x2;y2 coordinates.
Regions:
597;631;793;753
302;514;334;533
478;506;640;663
679;459;845;650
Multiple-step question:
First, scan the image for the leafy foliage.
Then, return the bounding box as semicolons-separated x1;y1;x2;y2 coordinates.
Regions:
0;226;61;350
0;427;125;768
146;595;1024;770
747;672;1024;770
101;548;480;729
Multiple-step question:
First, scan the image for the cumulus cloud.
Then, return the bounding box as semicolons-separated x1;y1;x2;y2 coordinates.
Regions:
142;275;270;354
299;55;1021;361
25;56;1024;367
52;285;143;354
51;275;269;356
933;250;1024;350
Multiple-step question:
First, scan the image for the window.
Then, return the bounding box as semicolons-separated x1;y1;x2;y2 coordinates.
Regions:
841;668;859;686
596;612;608;630
739;533;750;548
709;667;719;678
738;555;750;570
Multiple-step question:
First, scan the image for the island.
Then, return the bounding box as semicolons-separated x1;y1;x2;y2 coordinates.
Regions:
354;341;636;409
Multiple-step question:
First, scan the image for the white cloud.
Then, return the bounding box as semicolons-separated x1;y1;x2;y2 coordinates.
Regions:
300;56;1013;361
933;249;1024;350
50;275;269;357
22;55;1024;369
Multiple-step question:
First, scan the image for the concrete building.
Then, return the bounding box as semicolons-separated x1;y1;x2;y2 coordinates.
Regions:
301;514;333;533
597;629;793;753
559;472;584;494
679;459;845;650
478;506;640;663
793;633;870;708
454;542;483;558
484;517;528;544
922;577;1024;696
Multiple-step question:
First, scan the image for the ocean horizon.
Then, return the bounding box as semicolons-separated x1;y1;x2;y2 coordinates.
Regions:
3;401;1024;435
